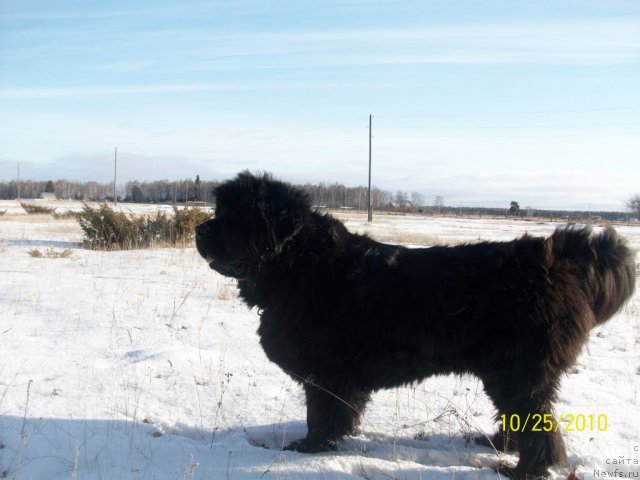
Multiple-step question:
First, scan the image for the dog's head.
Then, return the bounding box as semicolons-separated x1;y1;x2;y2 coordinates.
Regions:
195;171;311;279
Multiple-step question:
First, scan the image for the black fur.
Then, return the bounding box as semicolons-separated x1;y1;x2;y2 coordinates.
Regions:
195;171;636;479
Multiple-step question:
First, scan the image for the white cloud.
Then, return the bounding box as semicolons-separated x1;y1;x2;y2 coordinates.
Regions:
0;84;250;100
156;21;639;70
5;19;639;76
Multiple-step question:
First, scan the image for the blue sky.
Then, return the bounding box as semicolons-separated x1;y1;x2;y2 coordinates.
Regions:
1;0;639;210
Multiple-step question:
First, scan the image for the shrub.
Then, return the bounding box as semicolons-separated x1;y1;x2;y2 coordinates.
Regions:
77;203;145;250
76;203;213;250
20;202;56;215
170;205;214;245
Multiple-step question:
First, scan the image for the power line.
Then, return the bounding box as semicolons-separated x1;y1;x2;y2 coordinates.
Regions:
377;106;640;120
390;123;640;130
379;131;639;140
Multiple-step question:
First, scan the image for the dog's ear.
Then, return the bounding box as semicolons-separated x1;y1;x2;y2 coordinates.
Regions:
255;175;311;248
213;170;261;208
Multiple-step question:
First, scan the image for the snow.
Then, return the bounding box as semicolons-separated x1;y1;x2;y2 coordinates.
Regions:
1;203;638;479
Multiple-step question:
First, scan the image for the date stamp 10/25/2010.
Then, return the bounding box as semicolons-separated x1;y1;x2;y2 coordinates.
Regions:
500;413;608;433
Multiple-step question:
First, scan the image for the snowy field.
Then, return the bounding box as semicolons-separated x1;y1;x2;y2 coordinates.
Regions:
1;200;639;480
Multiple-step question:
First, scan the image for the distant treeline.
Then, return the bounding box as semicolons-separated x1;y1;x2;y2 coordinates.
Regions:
0;178;398;210
0;178;628;221
0;179;219;204
1;179;114;201
431;206;629;222
301;183;394;210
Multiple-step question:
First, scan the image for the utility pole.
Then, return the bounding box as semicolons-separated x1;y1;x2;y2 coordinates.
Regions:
113;147;118;206
17;161;21;201
367;114;373;222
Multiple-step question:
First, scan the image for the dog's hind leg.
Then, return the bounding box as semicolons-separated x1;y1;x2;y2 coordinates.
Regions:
483;376;567;479
497;423;566;480
285;382;370;453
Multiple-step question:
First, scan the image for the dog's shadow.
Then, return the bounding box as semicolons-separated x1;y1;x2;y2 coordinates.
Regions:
242;422;503;469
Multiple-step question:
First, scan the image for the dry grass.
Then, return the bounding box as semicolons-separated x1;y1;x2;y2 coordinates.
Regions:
215;283;238;302
0;214;81;232
318;210;443;246
0;214;53;223
369;230;446;246
0;215;83;240
20;202;56;215
51;210;78;220
28;248;73;259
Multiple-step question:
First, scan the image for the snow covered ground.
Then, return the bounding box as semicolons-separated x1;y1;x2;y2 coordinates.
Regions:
1;201;638;479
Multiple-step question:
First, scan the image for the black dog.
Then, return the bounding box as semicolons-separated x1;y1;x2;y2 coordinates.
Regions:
196;171;636;479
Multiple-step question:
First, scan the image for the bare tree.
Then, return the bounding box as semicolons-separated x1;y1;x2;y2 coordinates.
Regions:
434;195;444;213
395;191;407;207
627;195;640;217
411;192;425;207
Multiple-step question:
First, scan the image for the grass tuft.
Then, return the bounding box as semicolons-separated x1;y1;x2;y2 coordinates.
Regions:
20;202;56;215
51;210;78;220
76;203;213;250
28;248;73;258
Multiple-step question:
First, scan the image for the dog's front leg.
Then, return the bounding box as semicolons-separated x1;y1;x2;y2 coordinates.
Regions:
285;382;370;452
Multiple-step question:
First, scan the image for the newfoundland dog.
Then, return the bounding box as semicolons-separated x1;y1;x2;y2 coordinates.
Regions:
195;171;635;479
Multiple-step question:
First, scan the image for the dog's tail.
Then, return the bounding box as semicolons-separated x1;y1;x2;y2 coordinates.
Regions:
549;226;636;325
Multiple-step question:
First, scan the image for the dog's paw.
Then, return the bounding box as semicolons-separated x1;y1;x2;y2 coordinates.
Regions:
283;438;338;453
496;462;549;480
